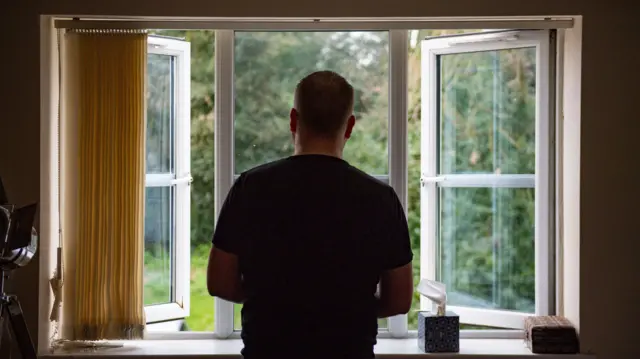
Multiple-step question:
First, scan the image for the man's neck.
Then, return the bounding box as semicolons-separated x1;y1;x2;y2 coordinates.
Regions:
293;148;342;158
294;142;343;159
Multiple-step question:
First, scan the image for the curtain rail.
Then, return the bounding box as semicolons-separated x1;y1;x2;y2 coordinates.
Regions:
54;18;574;30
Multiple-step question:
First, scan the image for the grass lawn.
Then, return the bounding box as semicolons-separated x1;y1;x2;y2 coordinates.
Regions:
144;245;241;331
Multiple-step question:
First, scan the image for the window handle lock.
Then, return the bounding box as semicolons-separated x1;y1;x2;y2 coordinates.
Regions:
420;175;445;186
170;174;193;186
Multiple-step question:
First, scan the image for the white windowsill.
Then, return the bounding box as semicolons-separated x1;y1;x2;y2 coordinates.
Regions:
41;339;596;358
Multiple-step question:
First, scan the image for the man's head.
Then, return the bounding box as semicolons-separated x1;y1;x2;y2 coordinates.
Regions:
290;71;356;155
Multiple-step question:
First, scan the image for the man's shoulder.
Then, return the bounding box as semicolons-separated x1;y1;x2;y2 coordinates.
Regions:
244;158;389;186
238;157;395;200
239;158;291;179
347;166;394;193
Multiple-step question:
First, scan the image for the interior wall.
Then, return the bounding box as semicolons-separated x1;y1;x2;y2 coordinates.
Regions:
0;4;42;358
1;1;638;358
576;7;639;358
561;19;582;335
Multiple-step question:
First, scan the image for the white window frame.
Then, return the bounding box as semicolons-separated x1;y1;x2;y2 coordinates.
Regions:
419;30;554;331
386;29;409;338
48;17;570;342
144;35;192;324
214;29;236;337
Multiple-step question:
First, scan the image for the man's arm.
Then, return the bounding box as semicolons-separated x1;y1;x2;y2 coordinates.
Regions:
377;262;413;318
376;187;414;318
207;246;245;303
207;174;249;304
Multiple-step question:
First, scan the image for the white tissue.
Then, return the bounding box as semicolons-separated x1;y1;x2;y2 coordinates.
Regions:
416;279;447;316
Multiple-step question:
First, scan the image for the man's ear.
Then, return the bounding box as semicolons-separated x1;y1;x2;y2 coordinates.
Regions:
290;108;298;134
344;115;356;139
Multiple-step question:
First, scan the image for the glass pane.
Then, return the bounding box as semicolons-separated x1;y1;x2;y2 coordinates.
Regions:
147;29;217;332
144;186;174;305
438;47;536;175
147;53;174;173
234;31;389;175
406;29;486;331
437;187;535;313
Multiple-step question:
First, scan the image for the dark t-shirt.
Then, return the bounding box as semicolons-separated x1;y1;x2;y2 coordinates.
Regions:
212;154;413;359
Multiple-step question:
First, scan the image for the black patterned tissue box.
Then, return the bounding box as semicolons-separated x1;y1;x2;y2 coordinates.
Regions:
417;311;460;353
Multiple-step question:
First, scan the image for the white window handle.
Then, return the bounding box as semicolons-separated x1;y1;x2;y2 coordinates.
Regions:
170;175;193;186
420;175;445;186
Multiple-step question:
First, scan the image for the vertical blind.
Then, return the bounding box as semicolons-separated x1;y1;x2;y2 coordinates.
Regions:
60;29;147;340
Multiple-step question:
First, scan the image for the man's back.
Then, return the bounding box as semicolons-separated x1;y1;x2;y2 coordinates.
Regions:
212;154;412;359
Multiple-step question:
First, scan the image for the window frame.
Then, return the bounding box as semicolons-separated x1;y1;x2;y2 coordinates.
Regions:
419;30;554;331
46;17;570;342
214;29;236;337
144;35;192;324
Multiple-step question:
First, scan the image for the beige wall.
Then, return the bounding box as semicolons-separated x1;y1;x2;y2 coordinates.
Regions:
1;1;638;358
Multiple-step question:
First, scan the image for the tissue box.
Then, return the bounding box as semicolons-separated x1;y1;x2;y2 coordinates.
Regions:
524;316;579;354
417;311;459;353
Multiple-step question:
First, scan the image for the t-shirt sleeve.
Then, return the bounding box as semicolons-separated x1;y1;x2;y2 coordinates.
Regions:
381;187;414;271
211;174;249;255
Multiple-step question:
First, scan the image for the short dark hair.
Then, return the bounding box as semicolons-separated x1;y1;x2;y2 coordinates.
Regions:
294;71;354;137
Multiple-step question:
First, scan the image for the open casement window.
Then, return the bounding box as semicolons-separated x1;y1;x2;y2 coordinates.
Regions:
420;30;554;330
143;35;192;323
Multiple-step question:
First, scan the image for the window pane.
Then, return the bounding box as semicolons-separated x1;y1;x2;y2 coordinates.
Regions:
147;53;174;173
234;31;389;175
407;29;485;330
438;47;536;175
147;30;216;332
232;31;389;330
437;187;535;313
144;186;174;306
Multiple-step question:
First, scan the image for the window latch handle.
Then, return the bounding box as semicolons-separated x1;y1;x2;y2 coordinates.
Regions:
170;174;193;186
420;175;445;186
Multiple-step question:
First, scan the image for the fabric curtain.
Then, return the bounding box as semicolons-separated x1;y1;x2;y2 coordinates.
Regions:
60;29;147;340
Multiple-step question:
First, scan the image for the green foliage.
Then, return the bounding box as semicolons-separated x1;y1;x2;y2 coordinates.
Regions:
144;29;537;332
187;244;216;331
233;31;389;174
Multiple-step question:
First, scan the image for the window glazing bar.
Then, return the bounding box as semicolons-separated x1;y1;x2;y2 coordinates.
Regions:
213;29;235;338
145;173;175;187
387;29;409;338
421;174;535;188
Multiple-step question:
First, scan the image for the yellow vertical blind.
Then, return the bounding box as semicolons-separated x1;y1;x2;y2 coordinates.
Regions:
61;29;147;340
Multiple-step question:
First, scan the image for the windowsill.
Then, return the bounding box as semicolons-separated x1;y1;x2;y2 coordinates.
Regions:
41;339;596;358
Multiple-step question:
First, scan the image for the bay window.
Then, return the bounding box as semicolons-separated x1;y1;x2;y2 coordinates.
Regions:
50;18;566;341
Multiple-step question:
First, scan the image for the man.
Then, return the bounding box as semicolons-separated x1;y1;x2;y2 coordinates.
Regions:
207;71;413;359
